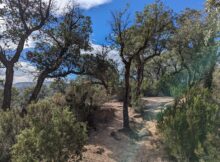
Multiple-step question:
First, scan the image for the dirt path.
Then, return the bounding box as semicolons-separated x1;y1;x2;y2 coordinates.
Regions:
81;97;174;162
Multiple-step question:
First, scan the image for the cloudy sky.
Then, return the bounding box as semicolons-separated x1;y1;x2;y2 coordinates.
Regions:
0;0;205;83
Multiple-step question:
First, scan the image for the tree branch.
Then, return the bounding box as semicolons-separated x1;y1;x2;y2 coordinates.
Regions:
0;47;8;66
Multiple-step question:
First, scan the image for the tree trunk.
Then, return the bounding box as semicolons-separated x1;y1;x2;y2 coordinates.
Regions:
101;80;109;94
183;64;193;88
2;65;14;110
123;63;131;129
136;63;144;99
28;71;48;104
203;63;215;90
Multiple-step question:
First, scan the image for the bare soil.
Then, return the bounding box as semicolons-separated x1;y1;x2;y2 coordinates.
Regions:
80;97;174;162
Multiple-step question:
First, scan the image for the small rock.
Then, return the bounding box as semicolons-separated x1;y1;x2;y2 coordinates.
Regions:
82;147;88;152
133;114;142;118
164;102;174;109
96;147;105;154
138;128;151;138
110;131;121;141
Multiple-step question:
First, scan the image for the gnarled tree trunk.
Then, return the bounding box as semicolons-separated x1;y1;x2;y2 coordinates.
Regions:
136;63;144;98
28;70;49;104
2;65;14;110
123;63;131;129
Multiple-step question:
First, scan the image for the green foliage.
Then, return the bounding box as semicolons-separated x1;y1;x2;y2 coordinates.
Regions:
157;43;219;97
0;109;26;161
22;85;52;104
142;79;161;96
0;87;21;108
0;99;87;161
211;68;220;101
66;82;108;122
158;74;188;97
82;46;120;94
11;100;87;162
130;82;145;113
131;96;145;114
158;88;220;161
115;85;125;101
50;79;68;94
26;6;92;79
200;132;220;162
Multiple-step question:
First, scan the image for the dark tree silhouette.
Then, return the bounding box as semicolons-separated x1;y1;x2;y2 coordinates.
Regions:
0;0;53;110
27;5;92;103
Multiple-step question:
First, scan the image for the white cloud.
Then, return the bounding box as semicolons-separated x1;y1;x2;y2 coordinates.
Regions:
82;43;120;62
0;43;122;83
50;0;111;14
1;0;113;49
0;43;121;84
75;0;111;9
0;1;116;83
82;43;123;71
0;62;37;83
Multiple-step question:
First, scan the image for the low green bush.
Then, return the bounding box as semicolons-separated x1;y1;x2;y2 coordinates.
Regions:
0;109;26;161
0;88;22;109
131;95;145;114
11;100;87;162
115;86;125;101
0;99;88;162
157;88;220;162
65;82;108;122
142;79;160;97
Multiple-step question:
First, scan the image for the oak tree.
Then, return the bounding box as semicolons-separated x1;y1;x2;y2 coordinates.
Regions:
27;5;92;103
0;0;53;110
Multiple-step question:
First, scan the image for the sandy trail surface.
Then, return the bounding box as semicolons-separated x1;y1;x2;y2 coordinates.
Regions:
80;97;174;162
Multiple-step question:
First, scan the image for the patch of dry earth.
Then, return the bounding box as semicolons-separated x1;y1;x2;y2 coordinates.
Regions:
80;97;173;162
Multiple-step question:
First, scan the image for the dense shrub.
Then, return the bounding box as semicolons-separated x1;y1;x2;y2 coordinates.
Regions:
131;95;145;114
142;79;161;96
0;109;27;161
157;88;220;161
22;85;52;104
50;79;68;94
11;100;87;162
115;86;125;101
0;88;22;109
52;92;67;106
65;82;108;122
0;99;87;162
211;68;220;102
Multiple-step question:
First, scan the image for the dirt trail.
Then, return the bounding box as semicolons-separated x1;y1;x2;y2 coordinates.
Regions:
81;97;173;162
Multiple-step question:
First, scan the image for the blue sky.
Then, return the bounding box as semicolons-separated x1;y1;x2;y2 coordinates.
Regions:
84;0;205;44
0;0;207;83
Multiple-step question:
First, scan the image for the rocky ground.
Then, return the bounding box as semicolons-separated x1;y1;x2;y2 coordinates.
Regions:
80;97;174;162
